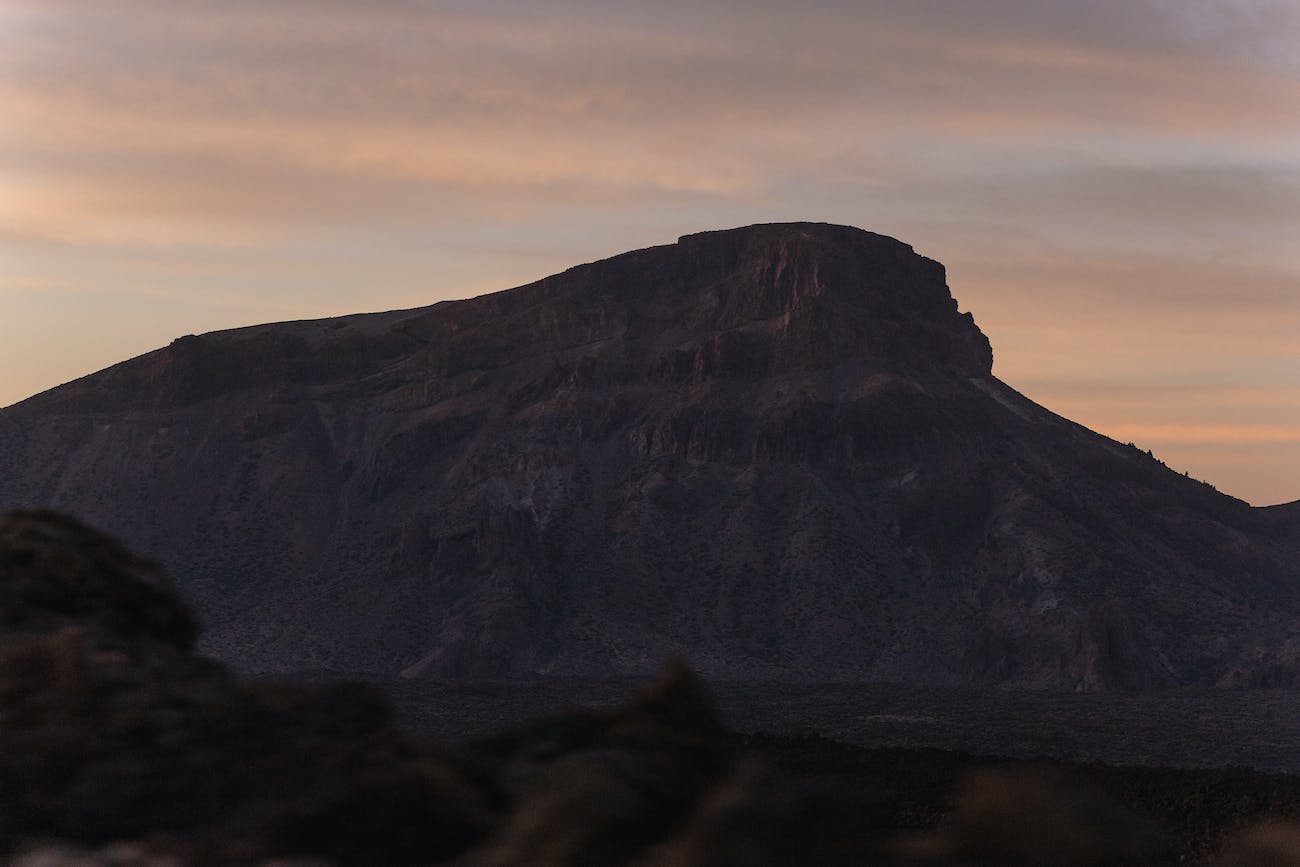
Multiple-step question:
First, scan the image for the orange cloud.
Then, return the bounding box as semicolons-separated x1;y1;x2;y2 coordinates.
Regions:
1096;423;1300;446
2;0;1298;502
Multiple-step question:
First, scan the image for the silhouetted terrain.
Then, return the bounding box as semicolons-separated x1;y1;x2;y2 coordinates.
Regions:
3;511;1299;865
379;677;1300;776
1;223;1297;688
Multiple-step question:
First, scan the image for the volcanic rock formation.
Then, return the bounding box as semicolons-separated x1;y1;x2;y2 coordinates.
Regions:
5;510;1298;865
0;223;1296;689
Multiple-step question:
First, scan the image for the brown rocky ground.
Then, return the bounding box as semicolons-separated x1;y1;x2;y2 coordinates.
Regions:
4;510;1300;865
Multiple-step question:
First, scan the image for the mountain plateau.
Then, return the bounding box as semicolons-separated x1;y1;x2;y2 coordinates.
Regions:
2;223;1296;689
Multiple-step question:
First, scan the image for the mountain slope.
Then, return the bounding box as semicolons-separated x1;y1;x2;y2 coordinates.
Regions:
1;223;1296;689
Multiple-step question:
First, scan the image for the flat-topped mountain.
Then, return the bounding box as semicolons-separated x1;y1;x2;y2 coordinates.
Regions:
1;223;1296;689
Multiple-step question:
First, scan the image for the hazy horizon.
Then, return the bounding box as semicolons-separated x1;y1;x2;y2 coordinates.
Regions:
3;0;1298;505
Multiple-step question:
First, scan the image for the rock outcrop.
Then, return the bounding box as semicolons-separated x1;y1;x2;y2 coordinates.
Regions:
3;512;1298;866
0;223;1296;689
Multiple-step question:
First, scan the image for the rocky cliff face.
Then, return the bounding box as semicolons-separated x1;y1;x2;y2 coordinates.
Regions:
0;223;1296;689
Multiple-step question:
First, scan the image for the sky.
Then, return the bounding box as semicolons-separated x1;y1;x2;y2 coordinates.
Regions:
1;0;1298;505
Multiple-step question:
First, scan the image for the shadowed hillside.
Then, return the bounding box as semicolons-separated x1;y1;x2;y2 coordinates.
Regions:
0;224;1296;688
3;511;1299;865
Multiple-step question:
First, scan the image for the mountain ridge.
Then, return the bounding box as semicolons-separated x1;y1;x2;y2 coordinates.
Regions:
1;222;1296;689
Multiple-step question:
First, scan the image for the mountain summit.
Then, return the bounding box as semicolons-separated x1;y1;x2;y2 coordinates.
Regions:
1;223;1296;689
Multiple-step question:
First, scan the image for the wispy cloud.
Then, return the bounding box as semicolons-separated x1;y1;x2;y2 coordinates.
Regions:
1101;423;1300;446
4;0;1297;245
1;0;1297;501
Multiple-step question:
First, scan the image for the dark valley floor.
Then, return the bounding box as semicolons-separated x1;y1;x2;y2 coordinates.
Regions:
4;510;1300;865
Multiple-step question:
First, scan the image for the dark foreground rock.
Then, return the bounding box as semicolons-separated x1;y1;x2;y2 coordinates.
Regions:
0;511;490;864
3;511;1300;865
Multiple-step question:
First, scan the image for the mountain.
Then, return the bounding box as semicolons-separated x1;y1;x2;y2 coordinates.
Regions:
1;223;1296;689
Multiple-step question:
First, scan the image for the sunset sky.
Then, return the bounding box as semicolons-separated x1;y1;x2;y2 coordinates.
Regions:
2;0;1298;504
